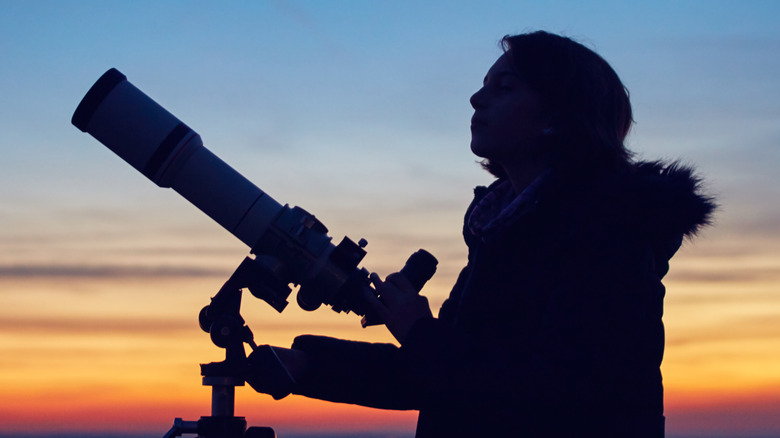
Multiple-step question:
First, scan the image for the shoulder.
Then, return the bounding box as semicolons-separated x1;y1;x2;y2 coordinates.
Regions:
587;161;716;240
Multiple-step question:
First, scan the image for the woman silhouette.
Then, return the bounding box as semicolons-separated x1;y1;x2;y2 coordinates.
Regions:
246;30;715;437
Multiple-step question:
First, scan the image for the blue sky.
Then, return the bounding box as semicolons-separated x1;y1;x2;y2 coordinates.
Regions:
2;1;778;236
1;0;779;324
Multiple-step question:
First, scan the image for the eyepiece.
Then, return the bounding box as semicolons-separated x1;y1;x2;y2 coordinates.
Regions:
400;249;438;291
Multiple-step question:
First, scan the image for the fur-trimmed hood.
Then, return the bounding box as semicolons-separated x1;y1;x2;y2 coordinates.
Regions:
596;160;717;240
468;160;716;246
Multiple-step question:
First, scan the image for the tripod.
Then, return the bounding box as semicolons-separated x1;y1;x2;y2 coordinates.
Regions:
163;257;294;438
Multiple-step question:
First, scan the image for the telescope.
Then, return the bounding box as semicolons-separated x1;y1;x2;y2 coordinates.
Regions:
72;68;437;438
71;68;437;323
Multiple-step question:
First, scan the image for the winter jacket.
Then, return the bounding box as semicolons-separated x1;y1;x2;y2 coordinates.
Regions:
290;162;715;437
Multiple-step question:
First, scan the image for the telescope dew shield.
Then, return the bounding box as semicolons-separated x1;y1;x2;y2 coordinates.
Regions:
71;68;283;249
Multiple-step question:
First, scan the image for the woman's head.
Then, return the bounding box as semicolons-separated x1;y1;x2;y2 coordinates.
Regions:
474;31;634;178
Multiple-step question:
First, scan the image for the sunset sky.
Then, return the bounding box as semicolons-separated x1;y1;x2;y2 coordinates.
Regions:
1;1;779;437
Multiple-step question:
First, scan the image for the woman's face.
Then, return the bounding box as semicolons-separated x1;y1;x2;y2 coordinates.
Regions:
469;54;547;168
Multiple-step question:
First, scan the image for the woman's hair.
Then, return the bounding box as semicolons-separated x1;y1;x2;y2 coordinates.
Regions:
483;31;634;177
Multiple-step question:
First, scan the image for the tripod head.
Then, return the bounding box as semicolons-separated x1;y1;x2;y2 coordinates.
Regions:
164;257;293;438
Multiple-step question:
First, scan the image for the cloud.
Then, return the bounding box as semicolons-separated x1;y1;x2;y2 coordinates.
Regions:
0;315;194;335
667;266;780;284
667;314;780;348
0;264;228;279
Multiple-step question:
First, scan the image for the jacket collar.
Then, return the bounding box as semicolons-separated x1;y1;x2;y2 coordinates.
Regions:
468;169;552;241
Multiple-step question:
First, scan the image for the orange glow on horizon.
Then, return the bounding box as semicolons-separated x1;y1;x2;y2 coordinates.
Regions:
1;233;779;435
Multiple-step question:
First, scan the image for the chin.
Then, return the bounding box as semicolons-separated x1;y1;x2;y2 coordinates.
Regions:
470;140;489;159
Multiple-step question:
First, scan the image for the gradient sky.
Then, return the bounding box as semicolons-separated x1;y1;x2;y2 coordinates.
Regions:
1;1;779;437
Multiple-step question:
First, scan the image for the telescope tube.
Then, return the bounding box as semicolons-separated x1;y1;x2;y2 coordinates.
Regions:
72;68;437;321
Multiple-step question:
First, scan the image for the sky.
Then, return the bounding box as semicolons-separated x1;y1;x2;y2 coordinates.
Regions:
1;0;779;437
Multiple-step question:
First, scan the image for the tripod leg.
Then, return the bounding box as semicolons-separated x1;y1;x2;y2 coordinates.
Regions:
245;427;277;438
162;418;198;438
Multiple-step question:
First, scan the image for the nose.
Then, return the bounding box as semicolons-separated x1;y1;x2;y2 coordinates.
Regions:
470;87;485;110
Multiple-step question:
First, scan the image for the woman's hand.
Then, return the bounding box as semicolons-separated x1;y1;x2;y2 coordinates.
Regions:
245;345;309;399
367;271;434;344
